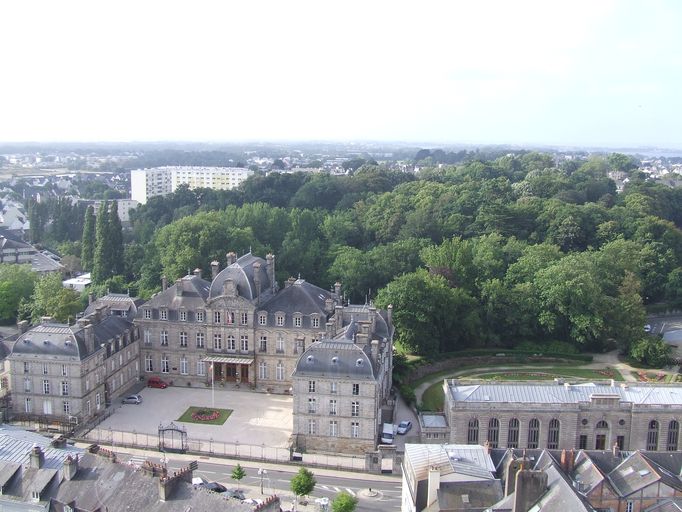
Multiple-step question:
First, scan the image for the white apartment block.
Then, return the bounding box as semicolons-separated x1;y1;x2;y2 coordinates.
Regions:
130;167;253;204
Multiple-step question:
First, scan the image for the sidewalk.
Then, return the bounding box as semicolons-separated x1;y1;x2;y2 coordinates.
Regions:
76;442;397;511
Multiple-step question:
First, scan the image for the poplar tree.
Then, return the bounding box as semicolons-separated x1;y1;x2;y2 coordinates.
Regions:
91;200;110;283
108;201;124;275
81;206;96;271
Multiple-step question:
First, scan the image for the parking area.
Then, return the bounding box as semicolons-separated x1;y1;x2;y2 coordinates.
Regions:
97;386;293;447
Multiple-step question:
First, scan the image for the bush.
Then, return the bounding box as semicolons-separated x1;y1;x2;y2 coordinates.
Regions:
629;337;672;368
399;384;416;406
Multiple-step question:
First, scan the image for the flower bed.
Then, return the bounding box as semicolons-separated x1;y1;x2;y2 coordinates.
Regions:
191;409;220;421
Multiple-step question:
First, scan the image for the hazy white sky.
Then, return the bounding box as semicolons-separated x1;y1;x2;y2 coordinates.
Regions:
1;0;681;147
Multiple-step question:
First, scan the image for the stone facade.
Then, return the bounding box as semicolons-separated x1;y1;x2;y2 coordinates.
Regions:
445;380;682;452
291;305;394;454
8;305;140;424
134;253;335;393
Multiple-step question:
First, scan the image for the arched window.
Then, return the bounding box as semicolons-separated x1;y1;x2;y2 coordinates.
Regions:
667;420;679;451
528;418;540;449
595;420;609;450
488;418;500;448
507;418;520;448
467;418;479;445
547;419;560;449
647;420;659;451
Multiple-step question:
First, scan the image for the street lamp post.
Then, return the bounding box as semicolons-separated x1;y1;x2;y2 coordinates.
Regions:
258;468;267;494
210;363;215;409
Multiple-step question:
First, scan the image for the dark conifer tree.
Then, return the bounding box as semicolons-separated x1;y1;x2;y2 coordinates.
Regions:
108;201;124;275
91;200;109;283
81;205;96;271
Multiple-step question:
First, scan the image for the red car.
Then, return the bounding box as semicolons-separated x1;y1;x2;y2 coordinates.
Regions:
147;377;169;389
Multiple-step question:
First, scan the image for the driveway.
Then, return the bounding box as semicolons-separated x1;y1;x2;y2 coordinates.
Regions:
97;386;293;447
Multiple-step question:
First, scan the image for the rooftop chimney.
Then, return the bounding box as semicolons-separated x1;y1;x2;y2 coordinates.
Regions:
387;304;393;326
253;262;262;304
175;278;183;296
211;260;220;279
17;320;29;334
29;445;45;469
266;253;276;290
226;251;237;266
285;277;296;288
612;442;620;457
513;470;547;512
427;466;440;508
334;281;342;297
193;268;202;278
161;276;168;291
62;455;79;481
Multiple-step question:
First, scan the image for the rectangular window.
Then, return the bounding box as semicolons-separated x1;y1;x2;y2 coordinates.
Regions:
308;398;317;414
227;335;235;350
214;334;222;350
96;393;101;411
312;317;319;328
43;363;48;375
214;311;221;324
196;332;205;348
309;381;316;393
579;435;588;449
330;420;338;437
626;502;634;512
145;355;153;372
179;310;187;322
25;397;32;413
259;313;267;326
226;311;234;325
259;336;267;352
62;365;68;377
331;382;337;394
351;401;359;417
308;419;316;435
144;309;151;319
276;362;284;381
277;334;284;353
161;356;169;373
240;312;248;325
23;362;29;373
595;434;606;450
63;400;70;415
197;361;206;376
144;330;151;345
276;315;284;326
329;399;337;415
160;309;167;320
160;331;168;346
617;435;625;450
196;311;205;322
179;332;187;347
258;361;267;380
351;421;359;438
43;380;50;394
294;316;302;327
86;400;91;416
240;335;248;351
24;378;31;392
61;381;69;396
180;357;188;375
352;383;359;396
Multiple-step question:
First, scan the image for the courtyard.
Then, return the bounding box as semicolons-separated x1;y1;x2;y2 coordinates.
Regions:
91;386;293;448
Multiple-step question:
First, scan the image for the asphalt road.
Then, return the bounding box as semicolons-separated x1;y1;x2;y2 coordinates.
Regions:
119;452;402;511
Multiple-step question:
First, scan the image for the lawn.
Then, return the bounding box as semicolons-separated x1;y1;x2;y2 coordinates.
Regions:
177;406;232;425
420;367;624;412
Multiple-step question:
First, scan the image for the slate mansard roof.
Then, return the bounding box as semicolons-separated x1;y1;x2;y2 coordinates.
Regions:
209;252;272;301
11;316;133;361
261;278;332;317
139;274;211;316
447;381;682;407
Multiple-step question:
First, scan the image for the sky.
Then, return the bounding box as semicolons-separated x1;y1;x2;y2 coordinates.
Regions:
1;1;681;148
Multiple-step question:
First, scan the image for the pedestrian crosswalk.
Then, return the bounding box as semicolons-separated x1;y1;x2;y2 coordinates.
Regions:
127;455;147;468
318;485;356;496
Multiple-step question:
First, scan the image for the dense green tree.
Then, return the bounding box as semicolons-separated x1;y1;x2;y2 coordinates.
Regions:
231;463;246;490
108;201;125;275
20;273;83;323
91;200;110;283
81;206;96;271
630;337;672;367
291;467;316;508
332;491;358;512
0;264;38;323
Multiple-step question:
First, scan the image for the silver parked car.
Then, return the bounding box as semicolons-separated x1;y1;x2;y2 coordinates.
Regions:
122;394;142;404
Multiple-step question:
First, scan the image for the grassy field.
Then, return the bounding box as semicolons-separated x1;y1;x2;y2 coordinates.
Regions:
177;406;232;425
420;367;624;412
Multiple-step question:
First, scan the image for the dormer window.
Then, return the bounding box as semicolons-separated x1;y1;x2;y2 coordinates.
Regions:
276;314;284;327
160;309;168;321
259;313;267;326
179;310;187;322
144;309;151;320
196;310;205;322
294;314;302;328
312;316;320;328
